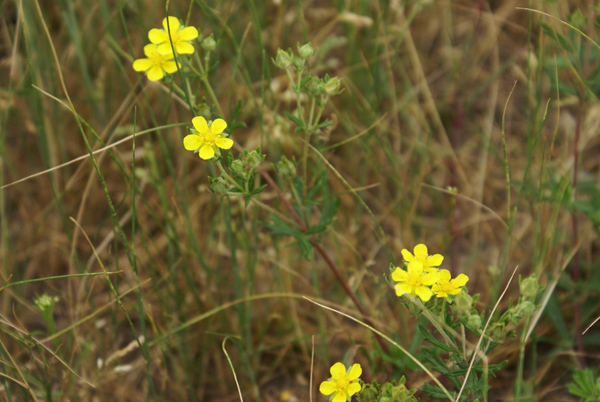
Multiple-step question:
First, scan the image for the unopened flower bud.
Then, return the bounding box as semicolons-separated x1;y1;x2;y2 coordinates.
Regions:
292;55;305;70
306;76;325;96
515;300;536;317
230;159;245;176
324;76;343;95
273;48;293;69
451;292;473;318
209;175;228;195
277;156;296;180
246;149;265;168
201;35;216;51
520;275;539;298
488;322;506;342
467;313;482;330
297;42;315;59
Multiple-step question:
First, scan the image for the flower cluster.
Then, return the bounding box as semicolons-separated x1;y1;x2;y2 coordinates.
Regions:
320;363;362;402
133;17;198;81
392;244;469;302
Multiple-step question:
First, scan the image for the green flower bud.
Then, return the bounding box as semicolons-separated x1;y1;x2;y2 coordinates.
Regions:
467;313;482;330
292;55;305;71
451;292;473;318
324;76;343;95
488;322;506;342
520;275;539;298
358;383;379;402
306;76;325;96
201;34;216;52
230;159;245;176
277;156;296;180
515;300;536;317
34;293;59;312
209;175;228;195
246;149;265;168
297;42;316;59
273;48;293;69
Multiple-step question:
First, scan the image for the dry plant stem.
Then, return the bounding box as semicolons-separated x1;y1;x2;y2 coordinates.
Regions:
572;104;585;367
456;265;519;402
222;338;244;402
310;335;315;402
258;168;388;352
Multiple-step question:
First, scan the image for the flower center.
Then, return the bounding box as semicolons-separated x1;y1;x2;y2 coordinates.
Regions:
406;273;421;287
335;378;348;389
203;132;217;145
440;281;454;292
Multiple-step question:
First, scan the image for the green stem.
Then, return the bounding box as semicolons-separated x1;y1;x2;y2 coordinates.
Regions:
216;161;244;192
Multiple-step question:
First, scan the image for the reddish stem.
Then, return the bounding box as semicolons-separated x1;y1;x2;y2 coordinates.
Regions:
259;168;389;352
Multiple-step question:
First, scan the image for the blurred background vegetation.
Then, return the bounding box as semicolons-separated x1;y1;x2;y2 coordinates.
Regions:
1;0;599;400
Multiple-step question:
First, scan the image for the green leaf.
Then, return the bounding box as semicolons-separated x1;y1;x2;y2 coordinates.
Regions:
418;325;456;353
285;111;303;127
261;215;313;260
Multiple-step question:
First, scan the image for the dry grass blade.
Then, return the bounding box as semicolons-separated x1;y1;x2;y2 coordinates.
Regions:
0;335;38;400
455;265;519;401
0;314;95;388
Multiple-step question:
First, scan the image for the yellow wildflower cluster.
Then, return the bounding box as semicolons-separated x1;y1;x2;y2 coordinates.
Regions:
133;17;199;81
392;244;469;302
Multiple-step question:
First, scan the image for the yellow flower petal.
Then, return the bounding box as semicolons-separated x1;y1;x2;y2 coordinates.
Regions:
146;66;164;81
215;138;233;150
395;283;412;296
143;43;159;57
452;273;469;287
163;61;179;74
157;43;176;56
175;41;195;54
348;363;362;380
162;16;180;32
179;26;199;41
422;272;441;286
192;116;209;134
415;286;433;302
199;144;215;160
437;269;451;283
391;267;407;282
406;260;424;275
148;29;168;44
428;254;444;266
330;362;346;378
414;243;428;257
433;285;448;298
183;135;202;151
319;380;337;396
132;58;152;72
401;249;414;261
210;118;228;135
347;382;361;396
332;391;346;402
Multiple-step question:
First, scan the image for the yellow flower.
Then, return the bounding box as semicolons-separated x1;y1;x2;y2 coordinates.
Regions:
319;362;362;402
132;44;179;81
149;16;199;56
392;260;440;302
183;116;233;160
401;243;444;273
432;269;469;299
